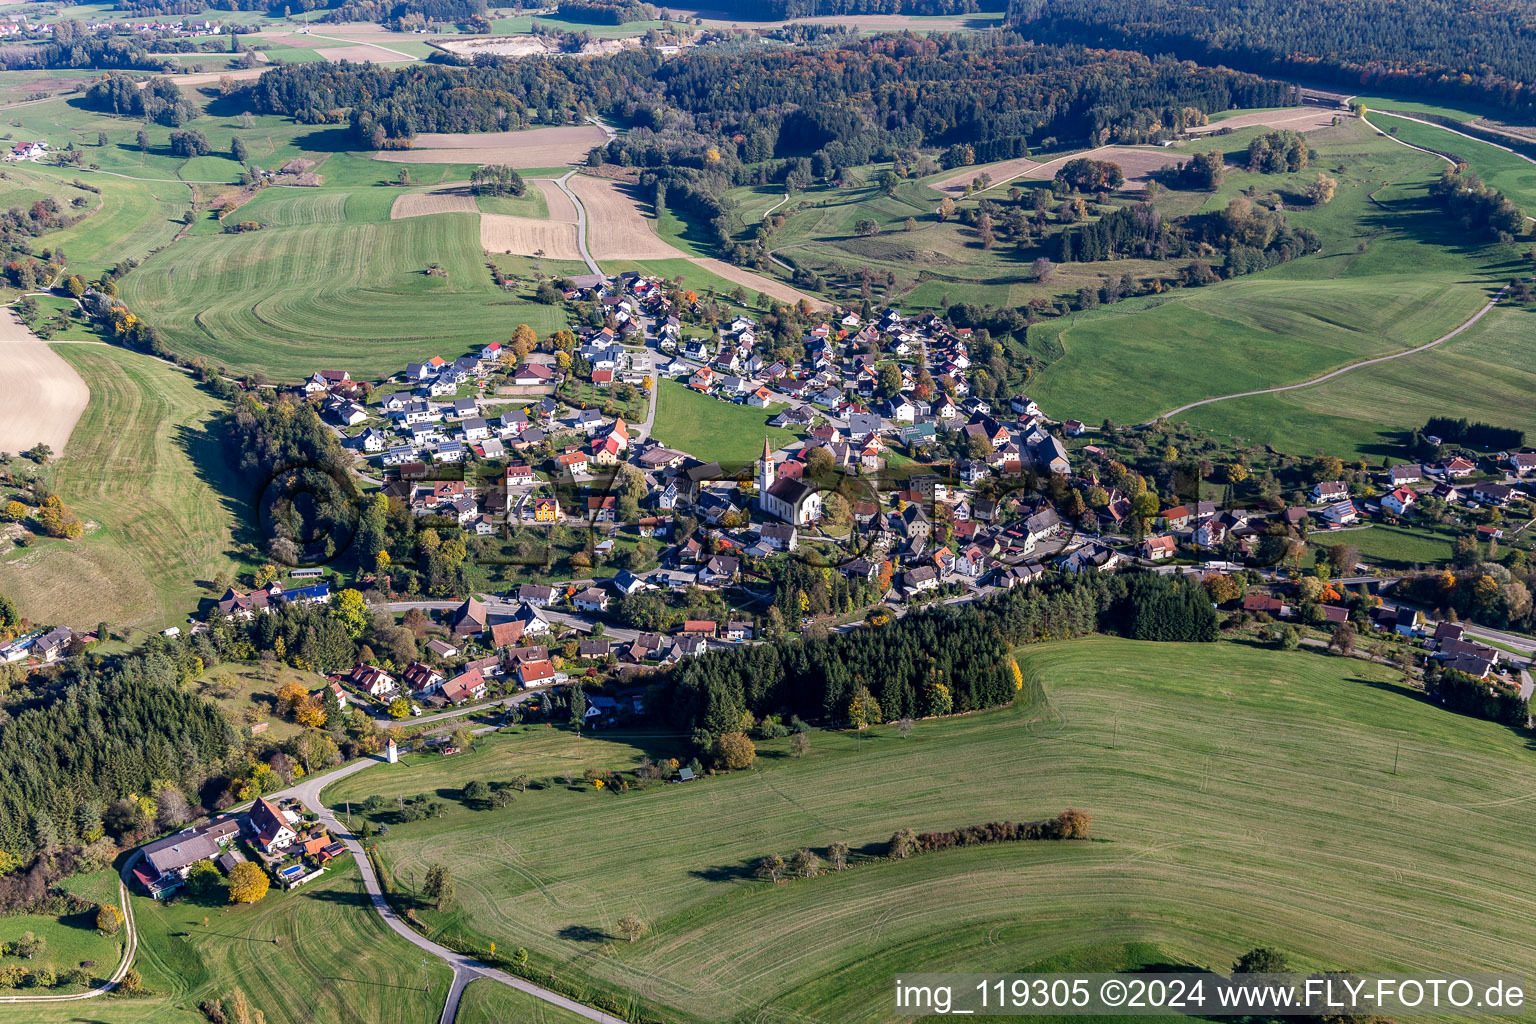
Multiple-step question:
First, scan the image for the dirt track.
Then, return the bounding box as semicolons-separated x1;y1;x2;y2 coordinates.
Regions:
376;126;606;168
0;309;88;456
479;213;583;261
689;257;827;309
567;175;685;260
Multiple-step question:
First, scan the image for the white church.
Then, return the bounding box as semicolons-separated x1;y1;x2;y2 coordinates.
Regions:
757;437;822;526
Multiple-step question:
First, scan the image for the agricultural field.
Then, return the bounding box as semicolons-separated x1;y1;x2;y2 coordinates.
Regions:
0;345;252;632
569;173;686;260
338;636;1536;1024
323;721;679;806
19;861;454;1024
1027;118;1525;428
650;379;799;465
117;190;568;379
0;307;88;455
1181;300;1536;461
457;978;594;1024
376;126;605;167
1369;111;1536;211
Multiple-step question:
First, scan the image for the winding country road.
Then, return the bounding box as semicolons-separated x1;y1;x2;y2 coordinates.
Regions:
283;758;627;1024
1142;284;1511;425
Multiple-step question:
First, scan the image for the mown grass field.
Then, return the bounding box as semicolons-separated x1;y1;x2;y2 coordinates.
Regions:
16;861;453;1024
118;197;567;379
457;977;595;1024
339;636;1536;1024
1370;112;1536;211
323;722;680;807
1307;523;1464;571
0;345;251;632
650;379;799;465
1182;300;1536;461
1029;119;1524;428
0;869;125;992
30;171;192;283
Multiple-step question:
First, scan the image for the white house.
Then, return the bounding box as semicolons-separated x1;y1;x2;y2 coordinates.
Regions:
1382;486;1417;515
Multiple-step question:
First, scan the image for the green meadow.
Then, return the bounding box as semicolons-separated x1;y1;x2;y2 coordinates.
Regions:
650;378;799;464
118;199;566;380
22;861;452;1024
1028;118;1525;430
0;345;253;632
329;636;1536;1024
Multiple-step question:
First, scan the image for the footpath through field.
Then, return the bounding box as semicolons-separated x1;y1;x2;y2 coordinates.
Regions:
1143;284;1511;424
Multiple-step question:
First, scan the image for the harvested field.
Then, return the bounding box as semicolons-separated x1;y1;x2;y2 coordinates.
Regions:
689;256;828;309
568;174;685;259
1018;145;1188;191
0;309;88;455
1191;105;1344;134
535;178;578;223
375;125;605;167
932;155;1041;197
315;43;408;62
479;213;583;261
390;190;478;219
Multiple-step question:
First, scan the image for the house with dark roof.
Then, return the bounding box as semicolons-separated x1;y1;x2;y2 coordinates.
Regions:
249;797;297;854
451;597;487;636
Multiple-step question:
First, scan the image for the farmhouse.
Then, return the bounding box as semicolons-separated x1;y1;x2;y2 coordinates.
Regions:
249;797;298;854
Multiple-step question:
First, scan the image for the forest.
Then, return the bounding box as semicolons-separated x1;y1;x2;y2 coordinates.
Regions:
715;0;1001;16
1006;0;1536;114
0;650;234;881
83;74;198;127
227;394;359;569
657;571;1214;737
246;33;1294;156
0;22;170;73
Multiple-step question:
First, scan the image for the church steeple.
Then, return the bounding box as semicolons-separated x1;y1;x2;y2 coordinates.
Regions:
757;436;775;503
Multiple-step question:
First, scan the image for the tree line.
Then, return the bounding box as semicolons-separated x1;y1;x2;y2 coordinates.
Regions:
657;570;1215;739
1422;416;1524;451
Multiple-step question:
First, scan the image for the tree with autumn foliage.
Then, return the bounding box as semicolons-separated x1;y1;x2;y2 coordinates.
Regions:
847;685;882;730
714;731;756;770
227;861;269;904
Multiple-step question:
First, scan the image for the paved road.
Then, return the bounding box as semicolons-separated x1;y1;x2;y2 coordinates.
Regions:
552;169;602;276
1144;285;1511;424
1520;668;1533;702
283;757;627;1024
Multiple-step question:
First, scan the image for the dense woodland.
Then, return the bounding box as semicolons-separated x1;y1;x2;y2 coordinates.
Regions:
0;652;234;879
722;0;1001;16
83;75;198;127
228;394;358;568
0;22;170;73
658;571;1214;735
1007;0;1536;114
